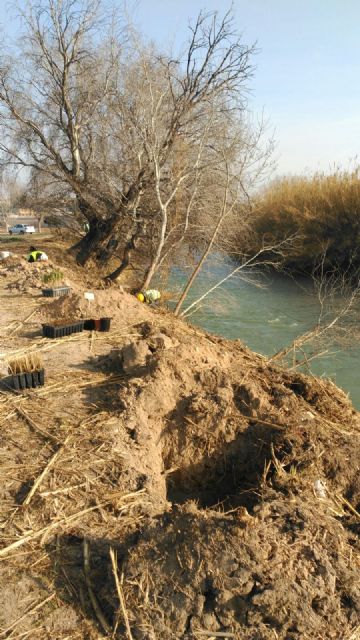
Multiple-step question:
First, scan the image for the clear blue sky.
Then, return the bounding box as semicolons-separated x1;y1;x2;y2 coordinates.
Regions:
1;0;359;176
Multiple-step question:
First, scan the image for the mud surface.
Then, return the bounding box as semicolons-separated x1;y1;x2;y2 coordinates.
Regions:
0;245;359;639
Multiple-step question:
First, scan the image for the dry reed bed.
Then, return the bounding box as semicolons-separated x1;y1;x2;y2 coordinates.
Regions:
254;169;360;229
244;167;360;271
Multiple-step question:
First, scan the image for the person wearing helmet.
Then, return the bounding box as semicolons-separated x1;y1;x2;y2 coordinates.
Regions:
135;289;161;304
27;246;49;262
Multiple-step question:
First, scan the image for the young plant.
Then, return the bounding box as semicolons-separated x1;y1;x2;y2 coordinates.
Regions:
42;269;64;286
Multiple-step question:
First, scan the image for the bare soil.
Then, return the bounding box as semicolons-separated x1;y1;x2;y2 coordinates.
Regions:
0;239;359;640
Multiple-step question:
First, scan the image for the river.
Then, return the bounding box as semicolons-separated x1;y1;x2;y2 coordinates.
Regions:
167;257;360;409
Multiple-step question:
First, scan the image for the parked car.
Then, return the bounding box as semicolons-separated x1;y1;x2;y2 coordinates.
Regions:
8;223;36;235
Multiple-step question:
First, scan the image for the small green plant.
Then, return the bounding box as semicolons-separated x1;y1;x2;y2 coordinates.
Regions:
42;269;64;286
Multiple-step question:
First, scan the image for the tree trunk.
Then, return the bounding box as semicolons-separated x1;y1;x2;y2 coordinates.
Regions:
174;213;225;316
69;191;146;268
70;217;116;265
106;219;145;281
141;208;167;289
37;214;44;233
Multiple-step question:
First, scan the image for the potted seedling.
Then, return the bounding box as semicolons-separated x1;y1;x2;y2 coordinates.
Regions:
6;352;45;390
42;269;71;297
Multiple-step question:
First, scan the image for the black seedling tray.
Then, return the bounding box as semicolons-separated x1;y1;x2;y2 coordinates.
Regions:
4;369;45;391
42;320;85;339
42;286;71;298
84;317;111;332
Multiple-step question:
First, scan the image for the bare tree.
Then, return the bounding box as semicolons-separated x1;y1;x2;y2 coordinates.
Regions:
0;169;27;229
0;1;258;280
19;171;83;234
139;95;217;289
173;116;274;316
178;235;298;318
0;0;122;254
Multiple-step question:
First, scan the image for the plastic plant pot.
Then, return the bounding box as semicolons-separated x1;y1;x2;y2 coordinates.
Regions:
84;318;111;331
32;371;40;387
10;375;20;390
25;372;33;388
3;370;45;391
84;319;96;331
100;317;111;332
18;373;27;390
31;369;45;387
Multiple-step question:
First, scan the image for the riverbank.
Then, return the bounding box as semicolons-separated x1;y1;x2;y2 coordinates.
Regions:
0;245;359;639
167;259;360;409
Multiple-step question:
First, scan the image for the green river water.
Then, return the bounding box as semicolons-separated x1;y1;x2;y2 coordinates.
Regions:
168;258;360;409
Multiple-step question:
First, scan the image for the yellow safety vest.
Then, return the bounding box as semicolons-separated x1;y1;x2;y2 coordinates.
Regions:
28;251;43;262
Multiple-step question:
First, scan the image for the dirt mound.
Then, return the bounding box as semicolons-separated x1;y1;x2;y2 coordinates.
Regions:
0;257;73;293
37;290;153;324
0;305;359;639
95;322;359;638
113;324;360;510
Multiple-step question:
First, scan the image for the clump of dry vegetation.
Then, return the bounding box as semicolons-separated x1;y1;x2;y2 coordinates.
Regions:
7;352;43;374
243;167;360;274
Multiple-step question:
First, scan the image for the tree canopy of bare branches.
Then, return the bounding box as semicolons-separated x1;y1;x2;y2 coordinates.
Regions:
0;1;269;280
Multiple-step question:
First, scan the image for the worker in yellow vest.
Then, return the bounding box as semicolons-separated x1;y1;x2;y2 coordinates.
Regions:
135;289;161;304
27;246;49;262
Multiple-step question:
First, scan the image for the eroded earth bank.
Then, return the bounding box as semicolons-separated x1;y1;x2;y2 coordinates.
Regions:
0;250;359;639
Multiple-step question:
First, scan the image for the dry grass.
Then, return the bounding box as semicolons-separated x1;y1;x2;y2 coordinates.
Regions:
7;352;43;374
0;361;149;637
256;167;360;228
0;281;150;637
110;548;134;640
347;628;360;640
245;166;360;271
